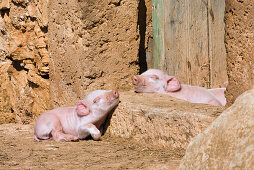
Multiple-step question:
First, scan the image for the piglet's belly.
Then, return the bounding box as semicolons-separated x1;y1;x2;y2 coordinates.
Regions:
57;112;79;137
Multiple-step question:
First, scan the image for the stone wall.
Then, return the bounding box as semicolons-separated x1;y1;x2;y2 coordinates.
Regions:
0;0;49;123
2;0;253;122
48;0;153;108
0;0;153;123
225;0;254;106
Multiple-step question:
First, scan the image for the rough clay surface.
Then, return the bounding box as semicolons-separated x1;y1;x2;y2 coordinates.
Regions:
105;91;225;156
0;0;49;123
0;123;180;170
178;88;254;169
225;0;254;106
48;0;152;108
0;0;152;122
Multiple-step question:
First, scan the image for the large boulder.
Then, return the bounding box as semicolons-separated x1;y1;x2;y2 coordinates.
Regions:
178;88;254;169
105;91;224;156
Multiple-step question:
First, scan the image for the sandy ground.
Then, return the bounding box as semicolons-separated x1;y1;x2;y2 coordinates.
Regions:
0;123;180;170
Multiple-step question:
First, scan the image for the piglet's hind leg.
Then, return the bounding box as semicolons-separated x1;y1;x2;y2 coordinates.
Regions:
51;129;79;142
51;122;79;142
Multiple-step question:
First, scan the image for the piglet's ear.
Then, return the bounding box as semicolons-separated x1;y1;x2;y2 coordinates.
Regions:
165;76;181;92
76;101;90;117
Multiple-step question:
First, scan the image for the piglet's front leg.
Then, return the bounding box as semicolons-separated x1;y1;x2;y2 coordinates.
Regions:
78;123;101;140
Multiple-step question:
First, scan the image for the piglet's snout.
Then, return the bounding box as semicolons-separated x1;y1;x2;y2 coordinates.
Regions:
112;89;119;99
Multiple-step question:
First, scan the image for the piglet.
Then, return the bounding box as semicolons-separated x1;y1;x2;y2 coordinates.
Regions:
34;90;119;142
208;88;226;106
132;69;222;106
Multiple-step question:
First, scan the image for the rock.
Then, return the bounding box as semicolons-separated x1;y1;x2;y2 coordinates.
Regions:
37;0;48;28
178;88;254;169
24;63;35;70
105;91;225;156
0;0;50;123
0;62;50;123
35;37;47;48
27;70;49;88
0;112;16;124
0;0;10;10
11;46;34;60
225;0;254;106
12;0;29;6
27;3;37;18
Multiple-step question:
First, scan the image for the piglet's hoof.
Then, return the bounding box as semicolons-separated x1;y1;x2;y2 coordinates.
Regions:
70;137;79;142
92;133;101;141
64;135;79;142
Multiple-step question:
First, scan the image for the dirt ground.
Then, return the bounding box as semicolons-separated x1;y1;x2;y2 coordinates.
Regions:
0;123;180;170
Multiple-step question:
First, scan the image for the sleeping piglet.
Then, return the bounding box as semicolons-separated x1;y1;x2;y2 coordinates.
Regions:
34;90;119;142
208;88;226;106
132;69;223;106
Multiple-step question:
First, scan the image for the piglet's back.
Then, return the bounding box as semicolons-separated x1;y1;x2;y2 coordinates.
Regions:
35;107;79;137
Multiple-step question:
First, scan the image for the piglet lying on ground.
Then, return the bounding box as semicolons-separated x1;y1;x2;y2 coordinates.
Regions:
132;69;224;106
34;90;119;142
208;88;226;106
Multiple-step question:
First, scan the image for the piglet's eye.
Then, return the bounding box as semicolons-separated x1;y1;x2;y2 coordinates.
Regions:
93;97;101;103
150;75;159;80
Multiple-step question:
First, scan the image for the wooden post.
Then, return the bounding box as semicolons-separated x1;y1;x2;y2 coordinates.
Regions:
152;0;227;88
208;0;227;88
152;0;164;69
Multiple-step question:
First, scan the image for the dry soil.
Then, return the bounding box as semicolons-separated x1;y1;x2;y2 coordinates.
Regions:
0;123;180;170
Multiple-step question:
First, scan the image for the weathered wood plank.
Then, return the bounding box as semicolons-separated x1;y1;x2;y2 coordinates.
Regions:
187;0;210;88
163;0;210;87
152;0;226;88
208;0;227;88
163;0;188;83
152;0;164;69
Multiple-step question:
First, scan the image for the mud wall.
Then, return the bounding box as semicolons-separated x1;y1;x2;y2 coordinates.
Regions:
225;0;254;106
48;0;152;108
0;0;49;123
1;0;253;122
0;0;153;122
